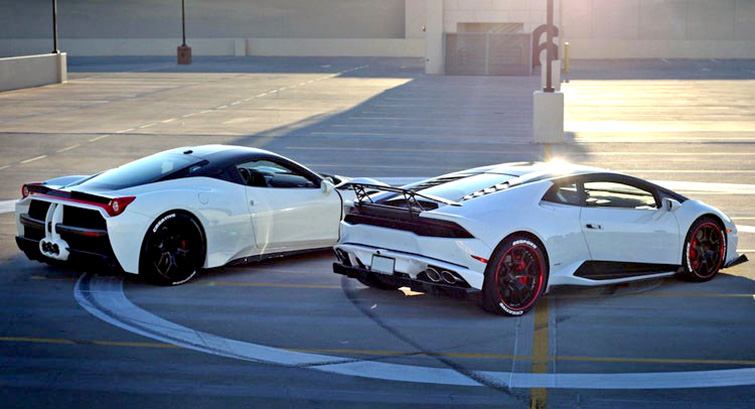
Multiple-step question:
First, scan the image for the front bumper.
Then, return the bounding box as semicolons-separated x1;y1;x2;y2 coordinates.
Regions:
333;262;480;300
724;253;748;269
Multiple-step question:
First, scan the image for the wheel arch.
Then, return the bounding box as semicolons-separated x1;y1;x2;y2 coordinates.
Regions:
492;230;552;292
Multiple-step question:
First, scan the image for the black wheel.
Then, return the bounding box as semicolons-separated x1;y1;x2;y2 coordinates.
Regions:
481;235;548;316
141;212;204;286
680;217;726;282
357;274;399;291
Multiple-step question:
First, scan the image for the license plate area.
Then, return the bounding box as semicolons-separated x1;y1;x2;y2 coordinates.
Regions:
371;255;395;275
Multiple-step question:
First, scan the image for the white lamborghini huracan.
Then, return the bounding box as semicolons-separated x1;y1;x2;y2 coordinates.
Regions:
333;162;748;316
15;145;375;285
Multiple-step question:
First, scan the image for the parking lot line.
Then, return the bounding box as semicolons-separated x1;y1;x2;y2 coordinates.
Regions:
20;155;47;164
3;335;754;366
531;299;550;409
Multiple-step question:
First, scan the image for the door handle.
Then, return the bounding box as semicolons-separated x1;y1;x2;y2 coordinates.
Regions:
586;223;602;230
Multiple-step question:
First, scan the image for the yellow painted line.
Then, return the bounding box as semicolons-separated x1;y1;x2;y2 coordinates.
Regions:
531;298;549;409
88;134;111;142
20;155;47;164
56;144;80;153
0;336;74;345
629;292;754;298
2;336;754;366
198;281;340;289
90;340;180;349
287;347;530;361
554;355;755;366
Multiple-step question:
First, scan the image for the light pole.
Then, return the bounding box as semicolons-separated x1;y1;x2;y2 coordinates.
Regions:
181;0;186;46
52;0;59;53
544;0;554;92
177;0;192;64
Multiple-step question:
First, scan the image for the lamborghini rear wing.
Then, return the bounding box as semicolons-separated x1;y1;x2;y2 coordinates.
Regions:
344;183;462;213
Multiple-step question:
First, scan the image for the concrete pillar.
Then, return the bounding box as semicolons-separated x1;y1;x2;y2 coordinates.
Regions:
533;91;564;143
56;52;67;83
425;0;443;75
234;39;245;56
405;0;426;39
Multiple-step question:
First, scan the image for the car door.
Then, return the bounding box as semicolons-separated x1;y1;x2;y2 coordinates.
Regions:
235;158;341;253
579;176;681;265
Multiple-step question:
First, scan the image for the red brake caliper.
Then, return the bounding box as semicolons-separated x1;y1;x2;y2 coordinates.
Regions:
690;237;699;269
515;253;529;285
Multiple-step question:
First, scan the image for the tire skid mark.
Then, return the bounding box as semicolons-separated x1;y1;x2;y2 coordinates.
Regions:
339;276;530;404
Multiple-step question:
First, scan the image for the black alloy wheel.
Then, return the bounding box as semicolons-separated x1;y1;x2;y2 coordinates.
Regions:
141;212;204;286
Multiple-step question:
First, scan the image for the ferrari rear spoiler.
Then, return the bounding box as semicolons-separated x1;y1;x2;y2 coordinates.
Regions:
344;183;462;212
26;183;114;205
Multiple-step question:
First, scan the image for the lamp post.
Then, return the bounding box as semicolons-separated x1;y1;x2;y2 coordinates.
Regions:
177;0;192;64
52;0;59;53
544;0;554;92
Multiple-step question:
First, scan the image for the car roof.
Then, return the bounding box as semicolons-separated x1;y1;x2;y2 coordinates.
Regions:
457;161;605;180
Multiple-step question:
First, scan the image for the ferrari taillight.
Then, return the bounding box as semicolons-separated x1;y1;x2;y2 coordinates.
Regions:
106;196;136;216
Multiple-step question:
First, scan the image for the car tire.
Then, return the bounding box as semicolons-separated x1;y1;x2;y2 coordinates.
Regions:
680;217;726;282
357;274;399;291
480;235;548;316
140;212;205;286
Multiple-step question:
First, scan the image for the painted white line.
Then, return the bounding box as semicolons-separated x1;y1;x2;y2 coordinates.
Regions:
279;87;287;91
298;82;307;86
217;105;228;109
269;90;277;94
257;93;268;97
0;200;15;213
138;123;155;129
115;128;135;134
737;225;755;234
56;144;80;153
162;118;177;123
0;165;9;171
74;274;755;390
200;110;213;114
230;101;242;106
182;113;196;118
20;155;47;164
88;135;111;142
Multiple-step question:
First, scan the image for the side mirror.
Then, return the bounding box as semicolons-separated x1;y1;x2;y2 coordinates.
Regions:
662;197;681;212
321;180;335;194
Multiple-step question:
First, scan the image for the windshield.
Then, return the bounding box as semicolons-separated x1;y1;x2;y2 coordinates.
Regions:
69;153;203;191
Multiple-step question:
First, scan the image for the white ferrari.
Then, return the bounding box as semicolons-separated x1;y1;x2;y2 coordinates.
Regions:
333;162;748;316
15;144;374;285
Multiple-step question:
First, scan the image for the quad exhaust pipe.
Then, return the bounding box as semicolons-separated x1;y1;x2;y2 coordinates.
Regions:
425;267;442;282
423;267;459;285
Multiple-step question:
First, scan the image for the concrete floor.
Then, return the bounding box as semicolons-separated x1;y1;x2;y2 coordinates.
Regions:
0;57;753;408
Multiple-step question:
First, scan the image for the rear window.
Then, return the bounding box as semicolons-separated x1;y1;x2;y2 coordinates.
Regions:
71;153;203;191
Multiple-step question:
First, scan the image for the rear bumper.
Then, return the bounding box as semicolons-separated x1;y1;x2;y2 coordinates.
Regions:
16;235;122;271
333;262;480;300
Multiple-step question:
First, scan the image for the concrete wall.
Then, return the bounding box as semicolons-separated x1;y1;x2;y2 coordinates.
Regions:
0;53;66;92
563;0;755;58
0;0;407;57
443;0;556;34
